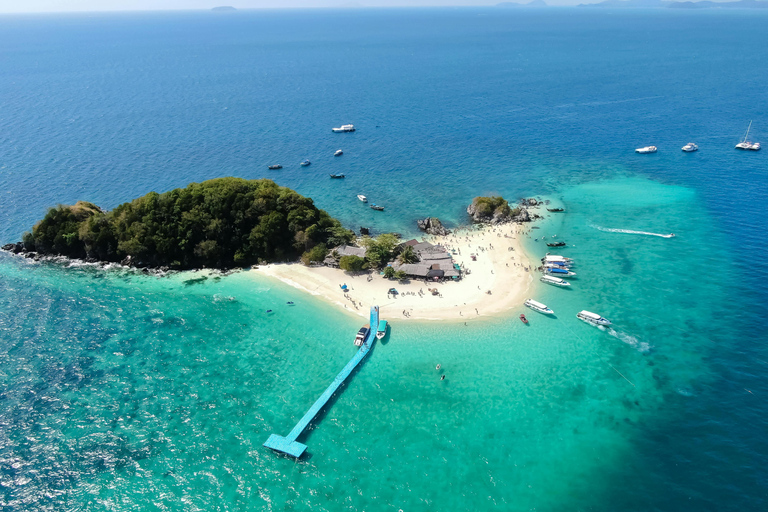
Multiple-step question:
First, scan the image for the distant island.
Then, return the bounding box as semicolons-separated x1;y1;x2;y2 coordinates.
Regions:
579;0;767;8
211;6;237;12
497;1;548;7
2;178;354;270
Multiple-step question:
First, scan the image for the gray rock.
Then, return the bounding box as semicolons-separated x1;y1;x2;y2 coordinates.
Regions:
417;217;451;236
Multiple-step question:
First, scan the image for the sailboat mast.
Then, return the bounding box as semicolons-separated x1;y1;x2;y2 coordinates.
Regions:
744;120;752;143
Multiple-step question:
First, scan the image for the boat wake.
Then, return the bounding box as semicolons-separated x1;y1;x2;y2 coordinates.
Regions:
603;327;652;353
591;225;675;238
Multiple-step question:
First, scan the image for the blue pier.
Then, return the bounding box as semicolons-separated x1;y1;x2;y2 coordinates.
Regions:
264;306;380;458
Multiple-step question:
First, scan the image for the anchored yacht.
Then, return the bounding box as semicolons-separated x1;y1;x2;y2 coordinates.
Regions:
635;146;657;154
736;121;761;151
524;299;554;315
334;149;343;156
357;194;367;203
577;310;612;327
682;143;698;152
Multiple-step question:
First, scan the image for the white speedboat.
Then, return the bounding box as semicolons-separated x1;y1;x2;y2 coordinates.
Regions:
635;146;657;154
524;299;554;315
540;275;571;287
736;121;761;151
543;255;573;264
332;124;355;133
577;310;612;327
357;194;367;202
544;267;576;278
682;143;698;152
335;149;343;156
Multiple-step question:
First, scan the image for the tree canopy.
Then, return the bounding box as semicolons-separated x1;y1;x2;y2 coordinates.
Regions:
22;178;354;269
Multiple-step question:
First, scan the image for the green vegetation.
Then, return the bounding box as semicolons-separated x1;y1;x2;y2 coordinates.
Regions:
360;233;399;269
339;255;366;272
300;243;328;266
383;266;396;279
394;270;408;281
472;196;511;219
22;178;354;269
398;245;418;264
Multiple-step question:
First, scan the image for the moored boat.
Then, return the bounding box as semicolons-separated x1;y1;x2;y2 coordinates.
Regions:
334;149;343;156
544;267;576;278
577;310;612;327
682;142;698;152
635;146;657;154
524;299;554;315
357;194;367;202
330;173;345;179
540;275;571;287
547;208;564;212
354;324;370;346
546;241;567;247
370;204;385;211
736;121;761;151
300;159;311;166
520;314;528;324
268;164;282;170
376;320;388;339
332;124;356;133
542;255;573;265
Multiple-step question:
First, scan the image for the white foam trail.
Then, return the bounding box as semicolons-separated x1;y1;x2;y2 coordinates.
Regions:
591;225;675;238
606;328;652;353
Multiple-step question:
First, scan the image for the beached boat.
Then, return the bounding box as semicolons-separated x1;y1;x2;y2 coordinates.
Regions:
542;255;573;265
519;314;528;324
546;241;567;247
577;310;612;327
332;124;355;133
540;275;571;287
736;121;761;151
334;149;343;156
547;208;564;212
357;194;367;202
354;324;370;346
524;299;554;315
300;159;311;166
543;262;571;270
376;320;388;339
682;142;698;152
330;174;345;179
635;146;657;154
268;164;282;170
544;267;576;278
370;204;385;211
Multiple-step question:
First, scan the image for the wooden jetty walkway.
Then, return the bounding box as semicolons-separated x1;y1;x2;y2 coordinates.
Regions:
263;305;380;458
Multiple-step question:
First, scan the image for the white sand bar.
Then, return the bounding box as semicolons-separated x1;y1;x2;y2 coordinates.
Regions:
253;223;534;322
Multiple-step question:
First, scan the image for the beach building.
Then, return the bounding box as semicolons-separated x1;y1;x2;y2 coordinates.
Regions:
323;245;367;268
391;240;461;280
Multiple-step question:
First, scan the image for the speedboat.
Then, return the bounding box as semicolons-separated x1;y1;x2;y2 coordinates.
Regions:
547;208;564;212
357;194;367;202
543;262;571;270
524;299;554;315
300;159;311;166
376;320;388;339
540;275;571;287
330;174;345;179
682;143;698;152
332;124;355;133
736;121;761;151
546;241;567;247
370;204;385;211
354;324;370;346
335;149;343;156
635;146;657;154
577;310;612;327
543;255;573;264
268;164;282;170
544;267;576;278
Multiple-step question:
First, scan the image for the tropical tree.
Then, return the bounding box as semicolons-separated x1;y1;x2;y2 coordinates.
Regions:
339;255;366;272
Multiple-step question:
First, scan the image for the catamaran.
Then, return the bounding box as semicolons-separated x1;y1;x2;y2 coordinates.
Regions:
577;310;612;327
540;275;571;287
524;299;554;315
736;121;761;151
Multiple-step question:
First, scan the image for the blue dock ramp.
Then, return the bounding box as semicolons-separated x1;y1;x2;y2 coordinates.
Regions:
264;306;380;458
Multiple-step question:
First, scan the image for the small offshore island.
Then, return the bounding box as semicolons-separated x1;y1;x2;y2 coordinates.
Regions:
3;178;544;321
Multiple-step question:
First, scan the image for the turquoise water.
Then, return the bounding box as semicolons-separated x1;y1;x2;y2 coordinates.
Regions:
1;8;767;511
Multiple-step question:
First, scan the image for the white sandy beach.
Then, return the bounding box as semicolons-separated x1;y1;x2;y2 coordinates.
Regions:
253;223;536;322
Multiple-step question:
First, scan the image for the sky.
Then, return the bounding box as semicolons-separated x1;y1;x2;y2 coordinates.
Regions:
0;0;609;14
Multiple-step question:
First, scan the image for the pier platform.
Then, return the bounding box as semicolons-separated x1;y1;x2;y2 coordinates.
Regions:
264;306;380;458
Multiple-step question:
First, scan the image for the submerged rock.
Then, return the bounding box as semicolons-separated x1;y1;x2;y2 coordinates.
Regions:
417;217;451;236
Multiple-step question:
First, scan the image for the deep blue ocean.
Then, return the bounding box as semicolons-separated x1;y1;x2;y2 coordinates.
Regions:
0;8;766;511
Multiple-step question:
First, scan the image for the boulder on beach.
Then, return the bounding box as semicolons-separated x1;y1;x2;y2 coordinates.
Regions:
417;217;451;236
467;196;537;224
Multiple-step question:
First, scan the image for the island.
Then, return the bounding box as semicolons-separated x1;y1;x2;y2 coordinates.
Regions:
2;178;354;270
211;6;237;12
